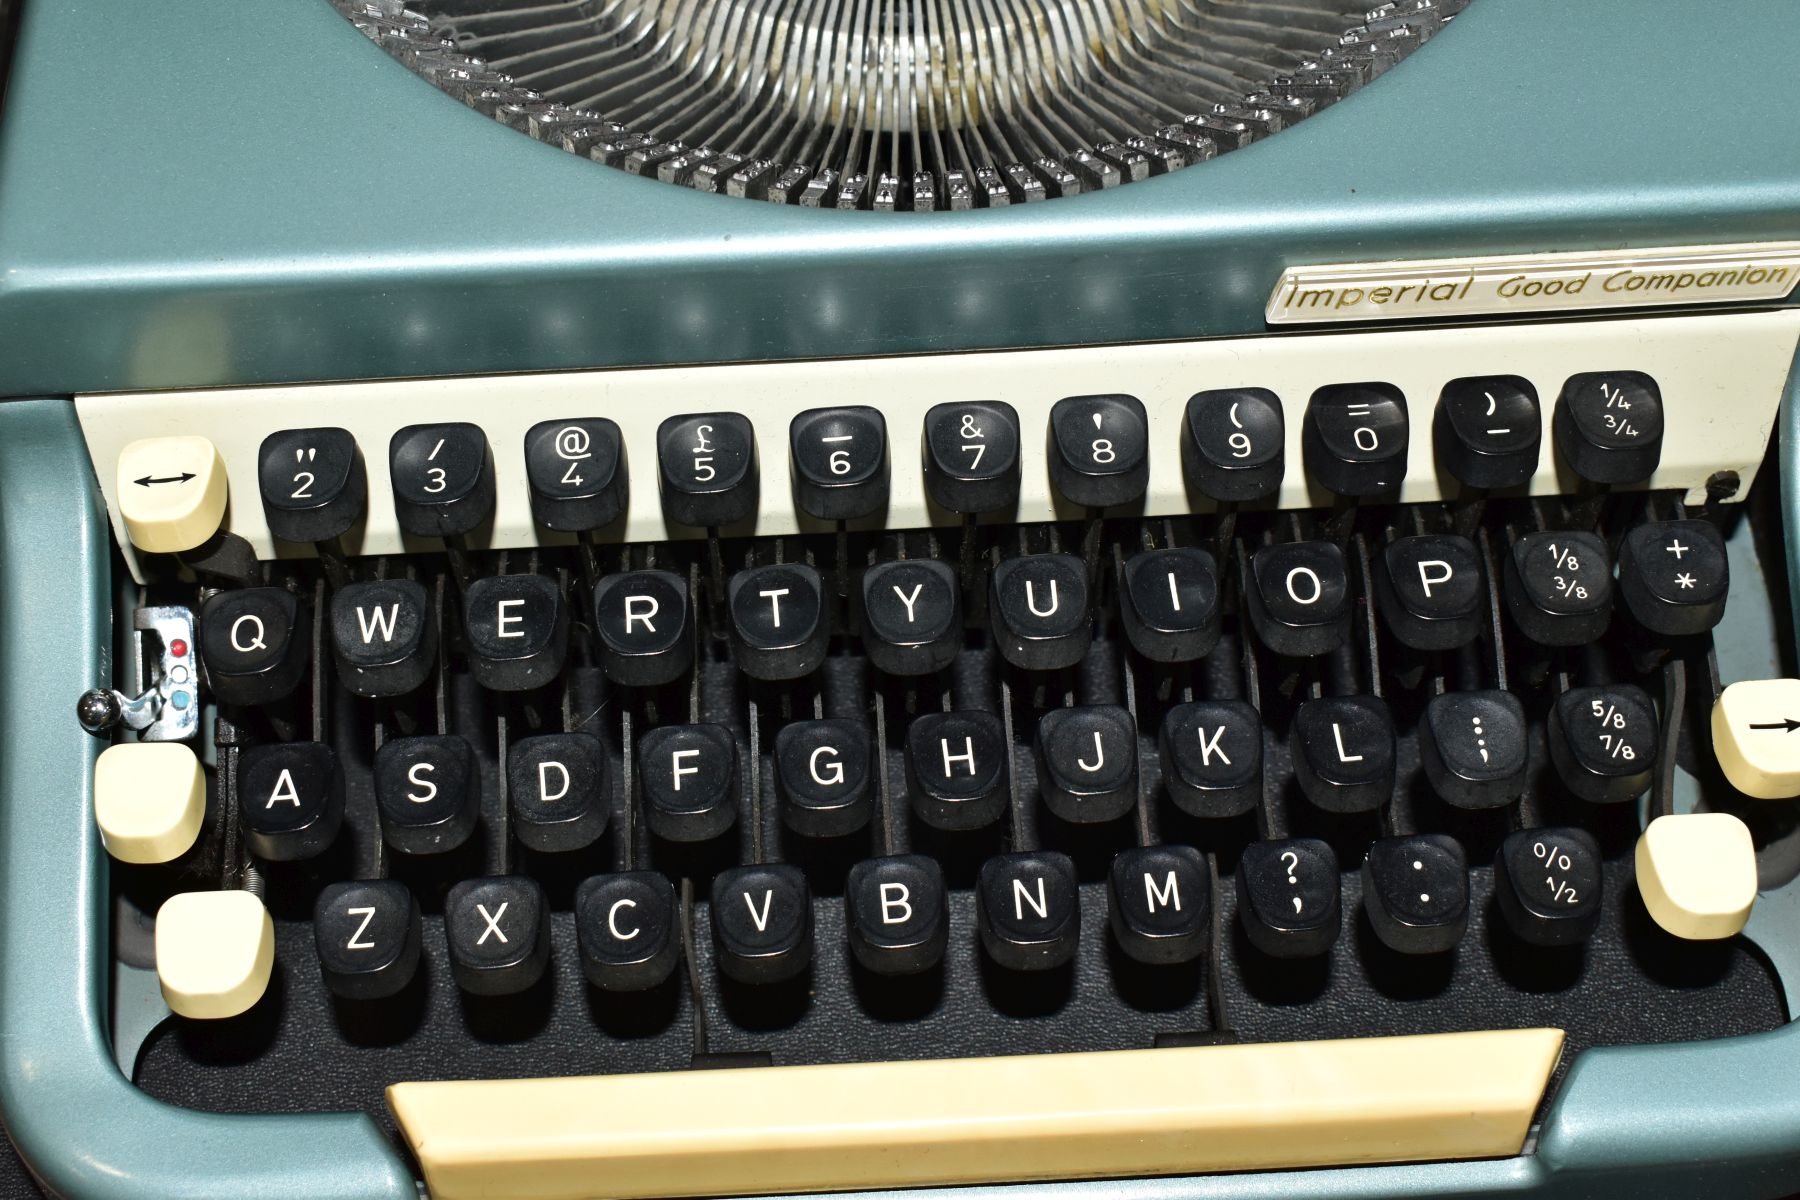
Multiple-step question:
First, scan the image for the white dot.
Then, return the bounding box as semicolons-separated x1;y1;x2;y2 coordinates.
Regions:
1412;860;1423;871
1419;893;1431;903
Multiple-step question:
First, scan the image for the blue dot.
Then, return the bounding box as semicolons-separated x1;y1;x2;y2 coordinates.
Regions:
170;691;191;710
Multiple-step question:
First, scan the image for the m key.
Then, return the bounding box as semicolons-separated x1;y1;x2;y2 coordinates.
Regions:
1108;845;1210;966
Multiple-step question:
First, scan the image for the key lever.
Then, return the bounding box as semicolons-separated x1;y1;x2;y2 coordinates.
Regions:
76;605;201;742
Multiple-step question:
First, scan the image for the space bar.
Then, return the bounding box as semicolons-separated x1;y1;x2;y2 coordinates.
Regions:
387;1028;1565;1200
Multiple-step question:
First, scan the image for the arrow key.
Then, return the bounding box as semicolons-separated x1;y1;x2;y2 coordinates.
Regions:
117;435;229;554
1713;678;1800;799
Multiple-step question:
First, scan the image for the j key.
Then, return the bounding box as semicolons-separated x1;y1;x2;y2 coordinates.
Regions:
1362;834;1469;955
1617;519;1729;636
1236;837;1341;958
1182;387;1284;503
1550;685;1656;804
575;871;681;991
905;710;1009;831
1121;547;1220;663
1302;382;1409;497
1432;376;1541;490
922;401;1021;514
990;553;1090;670
1246;541;1350;658
591;569;693;687
389;422;495;539
313;880;421;1001
639;723;739;842
330;579;437;697
1503;531;1613;647
258;427;366;544
1553;370;1664;485
711;863;812;984
976;850;1080;971
1375;534;1483;651
1108;845;1210;966
237;741;344;861
1035;705;1138;824
507;732;608;854
445;876;551;996
845;854;949;975
199;586;310;706
1048;393;1149;509
1494;827;1603;947
1418;690;1528;810
1159;700;1263;819
523;418;628;532
774;719;874;838
861;559;959;675
658;412;758;529
1293;696;1395;813
374;734;481;855
727;563;828;680
463;574;568;692
790;406;889;521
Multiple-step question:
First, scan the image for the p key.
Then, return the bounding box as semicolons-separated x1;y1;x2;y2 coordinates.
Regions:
389;422;495;539
199;586;310;706
592;569;693;687
1375;534;1483;651
464;574;568;692
331;579;437;698
861;559;959;675
313;880;422;1001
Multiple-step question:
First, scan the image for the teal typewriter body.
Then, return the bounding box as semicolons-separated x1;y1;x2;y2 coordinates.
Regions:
5;0;1800;1196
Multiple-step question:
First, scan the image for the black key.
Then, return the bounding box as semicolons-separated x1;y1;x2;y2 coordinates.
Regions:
861;559;959;676
591;569;693;687
1236;837;1341;958
1503;531;1612;647
1108;845;1210;966
575;871;681;991
389;422;495;539
1159;700;1262;819
1418;690;1528;811
237;741;344;861
1617;519;1729;637
845;855;949;975
1374;534;1483;651
258;427;366;544
507;732;608;853
1302;382;1408;497
711;863;812;984
463;574;568;692
1048;393;1149;509
976;850;1080;971
1292;696;1395;813
523;418;628;532
1553;370;1664;485
330;579;437;698
1494;827;1604;947
445;875;551;995
374;735;481;855
1362;834;1469;955
727;563;828;680
789;406;889;521
1120;547;1219;663
1182;387;1284;503
905;710;1009;831
1035;705;1138;824
1549;685;1656;803
199;586;310;706
774;719;874;838
313;880;421;1001
639;723;739;842
990;553;1090;670
1433;376;1540;490
1245;541;1350;657
657;412;758;528
922;401;1021;514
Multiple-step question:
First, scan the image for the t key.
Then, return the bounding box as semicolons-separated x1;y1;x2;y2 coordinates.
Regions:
463;575;568;692
446;876;551;995
1550;685;1656;804
1293;696;1395;813
1108;845;1210;966
1120;547;1220;663
591;569;693;687
922;401;1021;514
313;880;421;1001
658;412;758;529
1303;382;1408;497
861;559;959;675
258;427;366;544
1236;838;1340;958
389;423;495;539
1433;376;1540;490
845;855;949;975
1553;370;1664;485
790;406;889;521
906;711;1009;831
727;563;829;680
1048;393;1149;509
575;872;681;991
1035;706;1138;824
990;553;1090;670
1617;519;1729;637
523;418;628;532
200;586;310;706
1503;531;1613;647
1375;534;1483;651
1182;387;1284;503
237;741;344;861
330;579;437;698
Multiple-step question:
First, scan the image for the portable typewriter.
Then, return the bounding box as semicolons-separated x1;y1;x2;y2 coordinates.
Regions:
5;0;1800;1197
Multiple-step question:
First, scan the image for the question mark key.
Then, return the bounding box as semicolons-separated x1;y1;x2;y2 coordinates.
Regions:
1236;838;1340;959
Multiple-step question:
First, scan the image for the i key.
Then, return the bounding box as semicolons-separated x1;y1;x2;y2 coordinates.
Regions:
1048;393;1150;509
1159;700;1262;819
1363;834;1469;955
1121;547;1220;663
845;855;949;975
990;553;1090;670
1236;838;1340;958
790;406;889;521
1108;845;1210;966
446;876;552;995
575;872;681;991
1494;827;1603;946
976;850;1080;971
1503;531;1613;647
237;742;344;861
200;586;311;706
1375;534;1483;651
1617;519;1729;637
906;711;1008;830
464;574;568;692
1553;371;1664;485
1293;696;1395;813
1182;387;1284;503
313;880;422;1001
638;724;739;842
1433;376;1541;490
523;418;628;532
331;579;437;697
258;428;366;544
389;423;495;539
861;559;960;675
727;563;829;680
922;401;1021;514
1418;690;1528;810
775;719;874;838
1035;706;1138;824
374;735;481;855
711;863;813;984
591;569;693;687
1303;383;1408;497
658;412;758;529
1549;685;1656;804
1246;541;1350;657
507;732;608;853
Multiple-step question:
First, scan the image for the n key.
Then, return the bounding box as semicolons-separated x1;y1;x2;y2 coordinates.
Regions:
977;851;1079;971
331;579;437;698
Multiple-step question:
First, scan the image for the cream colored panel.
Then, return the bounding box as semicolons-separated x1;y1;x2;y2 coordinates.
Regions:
1636;813;1758;940
93;742;205;864
1712;678;1800;799
114;434;228;553
154;890;275;1019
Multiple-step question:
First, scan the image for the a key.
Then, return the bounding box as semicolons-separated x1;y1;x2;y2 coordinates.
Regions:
658;412;758;529
922;401;1021;514
198;586;311;707
523;418;628;532
1362;834;1469;955
1159;700;1262;818
1549;685;1656;804
507;732;608;853
1235;838;1341;958
845;855;949;975
727;563;829;680
389;422;495;538
116;435;229;554
861;559;960;675
711;864;813;984
905;710;1009;830
1108;845;1210;966
1432;376;1541;490
1035;705;1138;824
639;723;740;841
446;876;552;995
591;569;693;687
1494;827;1602;947
1302;382;1409;497
790;406;889;521
237;742;344;861
258;427;366;544
463;574;568;692
774;719;874;838
1182;387;1284;502
1553;370;1664;485
1418;690;1528;810
990;553;1090;670
374;735;482;855
1617;519;1728;637
1636;812;1756;940
1712;678;1800;799
93;742;205;865
976;850;1080;971
574;872;681;991
330;579;437;697
1245;541;1350;657
313;880;422;1001
1502;531;1612;647
1292;696;1395;813
1048;393;1150;509
1120;547;1220;663
154;890;274;1019
1374;534;1483;651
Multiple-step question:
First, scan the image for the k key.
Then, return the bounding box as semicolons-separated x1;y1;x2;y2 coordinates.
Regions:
905;710;1008;830
1159;700;1262;819
389;422;495;539
591;569;693;687
463;574;568;692
313;880;421;1001
446;876;552;995
575;872;681;991
257;427;366;544
861;559;959;675
199;586;310;706
330;579;437;697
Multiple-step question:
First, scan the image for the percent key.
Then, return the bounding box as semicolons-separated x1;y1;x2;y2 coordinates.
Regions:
1495;827;1603;946
1549;685;1657;804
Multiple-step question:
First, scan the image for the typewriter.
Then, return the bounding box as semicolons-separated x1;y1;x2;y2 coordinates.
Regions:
4;0;1800;1196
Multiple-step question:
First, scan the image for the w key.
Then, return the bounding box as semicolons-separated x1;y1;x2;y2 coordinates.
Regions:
331;579;437;697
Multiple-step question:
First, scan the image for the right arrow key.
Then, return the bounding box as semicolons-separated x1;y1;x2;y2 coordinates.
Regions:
1713;678;1800;799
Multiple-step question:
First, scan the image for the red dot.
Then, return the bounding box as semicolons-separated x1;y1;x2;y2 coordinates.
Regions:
170;639;188;658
